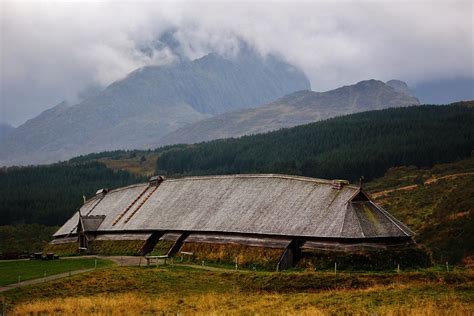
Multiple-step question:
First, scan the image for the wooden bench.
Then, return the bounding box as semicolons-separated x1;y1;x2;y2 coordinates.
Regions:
145;255;168;266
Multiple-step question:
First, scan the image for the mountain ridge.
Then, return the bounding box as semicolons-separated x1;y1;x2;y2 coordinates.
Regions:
157;79;420;146
0;51;310;166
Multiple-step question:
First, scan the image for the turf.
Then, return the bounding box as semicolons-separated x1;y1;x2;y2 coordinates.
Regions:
0;258;114;286
2;265;473;314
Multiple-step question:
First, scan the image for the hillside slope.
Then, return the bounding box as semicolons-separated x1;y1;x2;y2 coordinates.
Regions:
155;103;474;182
367;157;474;264
157;79;420;145
0;52;309;166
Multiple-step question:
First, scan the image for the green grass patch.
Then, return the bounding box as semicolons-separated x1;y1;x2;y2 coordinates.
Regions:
0;258;114;286
149;240;174;256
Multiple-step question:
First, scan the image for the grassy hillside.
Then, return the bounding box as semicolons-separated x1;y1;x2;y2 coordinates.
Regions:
2;266;473;314
155;103;474;182
68;146;187;177
367;157;474;264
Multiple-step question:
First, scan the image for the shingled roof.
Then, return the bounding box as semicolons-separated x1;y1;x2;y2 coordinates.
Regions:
54;174;413;239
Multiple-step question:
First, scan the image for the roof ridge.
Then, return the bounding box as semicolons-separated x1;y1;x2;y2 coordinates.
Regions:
165;173;359;188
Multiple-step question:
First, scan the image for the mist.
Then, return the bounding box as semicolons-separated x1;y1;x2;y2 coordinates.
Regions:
1;0;472;126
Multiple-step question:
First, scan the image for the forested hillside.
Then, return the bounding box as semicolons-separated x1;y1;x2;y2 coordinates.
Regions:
156;79;420;146
1;102;472;258
0;162;143;226
156;103;474;181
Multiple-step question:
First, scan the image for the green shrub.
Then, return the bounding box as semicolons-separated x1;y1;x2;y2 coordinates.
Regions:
297;245;431;271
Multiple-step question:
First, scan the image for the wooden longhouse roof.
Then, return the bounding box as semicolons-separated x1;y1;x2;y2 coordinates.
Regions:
54;174;413;239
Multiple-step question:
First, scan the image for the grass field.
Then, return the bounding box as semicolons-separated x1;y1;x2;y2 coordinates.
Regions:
0;258;114;286
2;265;473;314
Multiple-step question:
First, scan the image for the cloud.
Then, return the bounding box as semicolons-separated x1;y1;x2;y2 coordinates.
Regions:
1;0;472;125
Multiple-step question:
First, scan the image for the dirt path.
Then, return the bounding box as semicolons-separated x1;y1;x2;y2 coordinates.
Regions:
371;184;418;198
371;172;474;198
98;256;144;266
177;263;235;272
423;172;474;185
0;257;241;293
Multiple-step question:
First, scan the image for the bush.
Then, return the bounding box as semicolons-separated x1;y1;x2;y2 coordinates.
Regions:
297;245;431;271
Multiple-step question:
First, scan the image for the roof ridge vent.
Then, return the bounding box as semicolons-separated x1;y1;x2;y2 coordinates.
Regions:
149;175;165;187
332;179;349;190
95;188;109;196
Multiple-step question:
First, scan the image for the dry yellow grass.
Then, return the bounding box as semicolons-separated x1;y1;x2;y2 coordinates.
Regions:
180;242;284;269
12;285;473;315
6;266;473;315
100;154;158;177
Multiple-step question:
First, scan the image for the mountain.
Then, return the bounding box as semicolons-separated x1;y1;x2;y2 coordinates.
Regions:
0;123;15;140
0;51;310;166
157;79;420;146
386;79;416;97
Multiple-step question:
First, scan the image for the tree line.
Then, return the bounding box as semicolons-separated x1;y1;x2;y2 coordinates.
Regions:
0;162;143;226
156;104;474;182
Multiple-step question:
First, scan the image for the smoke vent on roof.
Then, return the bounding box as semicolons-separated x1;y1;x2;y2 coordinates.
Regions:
331;180;349;190
149;175;165;186
95;188;109;196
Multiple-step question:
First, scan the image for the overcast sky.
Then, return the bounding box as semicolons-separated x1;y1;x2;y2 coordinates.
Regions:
1;0;473;126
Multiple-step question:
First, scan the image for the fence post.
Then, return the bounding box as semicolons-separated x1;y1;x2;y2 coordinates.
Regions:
2;296;6;316
446;261;449;272
94;259;97;269
397;264;400;273
44;271;46;282
334;262;337;275
18;275;21;287
235;257;238;270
